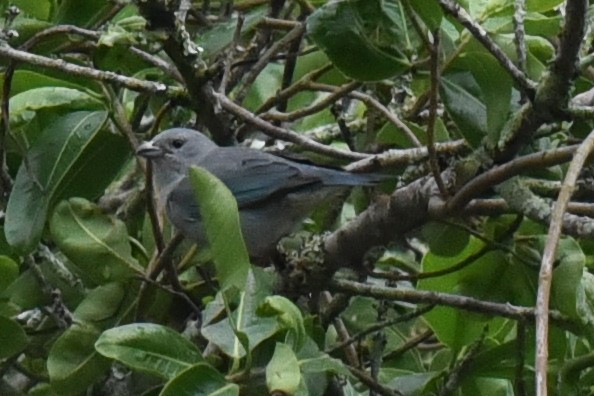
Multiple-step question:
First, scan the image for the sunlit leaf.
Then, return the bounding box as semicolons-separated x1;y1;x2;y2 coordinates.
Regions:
95;323;204;379
188;166;250;290
50;198;142;286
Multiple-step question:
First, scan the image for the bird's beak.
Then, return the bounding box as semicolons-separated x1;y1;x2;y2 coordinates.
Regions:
136;141;163;158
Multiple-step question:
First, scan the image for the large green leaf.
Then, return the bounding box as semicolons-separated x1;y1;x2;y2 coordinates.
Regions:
440;74;488;148
409;0;443;30
0;255;19;293
73;282;126;323
258;295;306;351
9;87;102;127
95;323;204;379
47;323;111;395
5;110;108;254
2;70;89;98
0;315;28;358
49;198;142;286
12;0;52;20
202;270;279;358
266;343;301;394
453;52;512;144
161;363;240;396
307;0;410;81
418;237;512;351
188;166;250;291
53;0;113;26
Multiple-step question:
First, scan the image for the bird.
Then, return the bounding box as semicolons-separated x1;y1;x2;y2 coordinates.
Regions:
136;128;387;262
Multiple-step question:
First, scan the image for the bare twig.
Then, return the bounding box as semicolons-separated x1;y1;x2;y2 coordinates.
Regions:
535;127;594;395
330;278;571;324
437;0;536;98
513;0;528;97
0;44;179;95
326;305;434;354
219;15;245;95
348;366;403;396
233;23;306;104
309;82;422;147
262;81;360;122
427;30;448;197
212;90;369;160
345;140;467;172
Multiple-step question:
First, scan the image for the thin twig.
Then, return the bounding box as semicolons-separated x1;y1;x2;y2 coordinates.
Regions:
0;44;180;95
309;82;422;147
233;23;306;104
219;14;245;95
326;305;434;354
437;0;536;98
254;64;333;114
463;198;594;218
427;30;448;197
513;0;527;102
262;81;360;122
515;320;528;396
330;278;571;324
535;127;594;395
212;90;369;160
346;140;467;172
383;329;434;361
348;366;403;396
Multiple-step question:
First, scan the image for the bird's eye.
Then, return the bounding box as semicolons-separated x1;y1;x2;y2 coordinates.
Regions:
171;139;185;149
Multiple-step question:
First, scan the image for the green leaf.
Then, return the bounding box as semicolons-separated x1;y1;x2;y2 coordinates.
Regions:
12;0;52;20
0;315;28;358
188;166;250;290
526;0;564;12
266;343;301;394
259;295;306;351
440;74;488;148
421;222;470;257
453;52;512;144
202;270;279;358
300;354;350;376
409;0;443;30
53;0;114;27
159;363;239;396
307;0;410;81
418;237;511;351
5;110;108;254
73;282;126;323
161;363;240;396
2;70;89;97
95;323;204;379
548;237;585;322
0;255;19;293
49;198;142;286
9;87;103;126
47;323;111;395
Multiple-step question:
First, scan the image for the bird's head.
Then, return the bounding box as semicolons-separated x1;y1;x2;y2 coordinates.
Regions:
136;128;216;163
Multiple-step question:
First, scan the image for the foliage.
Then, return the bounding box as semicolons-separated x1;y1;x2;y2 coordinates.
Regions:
0;0;594;395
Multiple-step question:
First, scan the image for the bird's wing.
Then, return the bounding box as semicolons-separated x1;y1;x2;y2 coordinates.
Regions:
168;153;321;220
191;148;324;207
219;156;321;207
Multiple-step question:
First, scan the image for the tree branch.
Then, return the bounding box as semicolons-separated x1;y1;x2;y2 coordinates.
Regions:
536;126;594;395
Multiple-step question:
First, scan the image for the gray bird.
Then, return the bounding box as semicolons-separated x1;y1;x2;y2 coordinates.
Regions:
137;128;386;261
